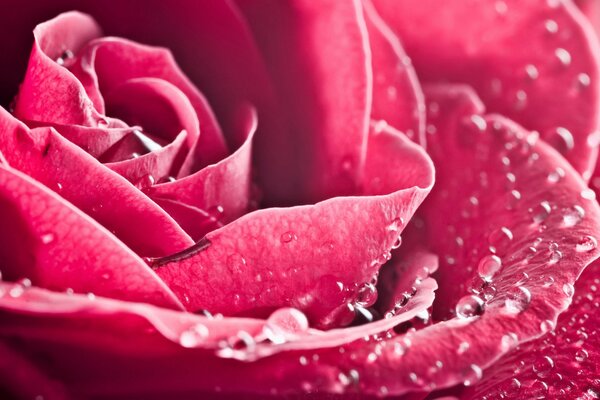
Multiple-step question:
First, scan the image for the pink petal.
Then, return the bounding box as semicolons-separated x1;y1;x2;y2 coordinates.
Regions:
236;0;372;202
462;259;600;399
371;0;600;178
0;108;194;257
147;105;256;240
363;0;425;146
576;0;600;35
71;36;227;166
0;164;182;309
153;126;433;324
13;12;105;127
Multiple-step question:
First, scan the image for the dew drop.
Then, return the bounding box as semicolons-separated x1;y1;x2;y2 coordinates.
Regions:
356;282;378;307
555;48;572;66
525;64;539;80
547;167;565;183
532;356;554;378
457;341;470;354
500;332;519;351
545;19;559;34
179;323;209;348
562;205;585;227
478;254;503;281
581;188;596;200
548;127;574;154
540;319;556;333
563;282;575;297
455;295;485;319
40;232;55;244
488;227;513;255
575;348;588;363
391;235;403;250
576;235;598;252
387;217;404;232
280;231;297;244
55;49;74;66
530;201;551;223
263;308;309;344
463;364;483;386
504;286;531;314
578;73;592;88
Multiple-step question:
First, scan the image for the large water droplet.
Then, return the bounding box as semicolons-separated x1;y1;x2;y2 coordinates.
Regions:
576;235;598;252
462;364;483;386
478;254;503;281
532;356;554;378
356;282;378;307
504;286;531;314
530;201;551;223
455;295;485;319
263;308;309;344
501;332;519;351
575;348;589;363
563;282;575;297
562;205;585;227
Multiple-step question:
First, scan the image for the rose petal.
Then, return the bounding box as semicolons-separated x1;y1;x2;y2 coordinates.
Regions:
147;104;255;240
363;0;425;146
153;125;433;325
576;0;600;35
0;107;194;257
236;0;372;202
371;0;600;178
462;259;600;399
0;164;182;309
72;36;227;166
13;12;105;127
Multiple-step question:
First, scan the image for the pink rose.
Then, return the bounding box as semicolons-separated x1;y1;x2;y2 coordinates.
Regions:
1;1;600;399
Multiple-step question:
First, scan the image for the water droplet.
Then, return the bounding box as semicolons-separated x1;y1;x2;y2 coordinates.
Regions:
548;127;574;154
40;232;55;244
525;64;539;80
356;282;378;307
562;205;585;227
373;120;388;134
135;174;155;190
563;282;575;297
263;308;309;344
280;231;297;244
540;319;555;333
578;73;592;88
545;19;559;34
530;201;551;223
463;364;483;386
133;129;163;152
387;217;404;232
555;48;572;66
391;235;402;250
478;254;503;281
488;227;513;255
575;348;588;362
455;295;485;319
576;235;598;252
55;49;74;66
533;356;554;378
179;323;209;348
581;188;596;200
458;341;470;354
501;332;519;351
547;167;565;183
504;286;531;314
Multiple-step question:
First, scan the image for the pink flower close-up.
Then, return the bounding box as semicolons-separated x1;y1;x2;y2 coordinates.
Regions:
2;0;600;399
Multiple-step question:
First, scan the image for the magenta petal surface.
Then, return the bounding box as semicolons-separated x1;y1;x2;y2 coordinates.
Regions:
462;259;600;399
236;0;372;202
372;0;600;178
0;108;193;257
154;126;433;324
0;164;182;309
363;0;425;146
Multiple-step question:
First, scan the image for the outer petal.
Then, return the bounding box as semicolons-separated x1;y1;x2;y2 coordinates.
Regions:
0;107;194;257
372;0;600;178
0;164;182;309
462;259;600;399
153;126;433;325
236;0;372;202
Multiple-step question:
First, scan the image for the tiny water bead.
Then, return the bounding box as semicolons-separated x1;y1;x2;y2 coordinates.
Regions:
455;294;485;319
179;323;209;348
549;127;575;154
530;201;552;223
562;205;585;227
355;282;378;307
575;348;589;363
563;282;575;297
55;49;74;66
500;332;519;352
532;355;554;378
462;364;483;386
525;64;539;80
554;48;572;67
544;19;559;34
478;254;503;281
504;286;531;314
40;232;55;244
547;167;565;183
280;231;297;244
488;226;513;254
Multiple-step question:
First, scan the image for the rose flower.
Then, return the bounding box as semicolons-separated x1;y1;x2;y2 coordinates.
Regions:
1;1;600;399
